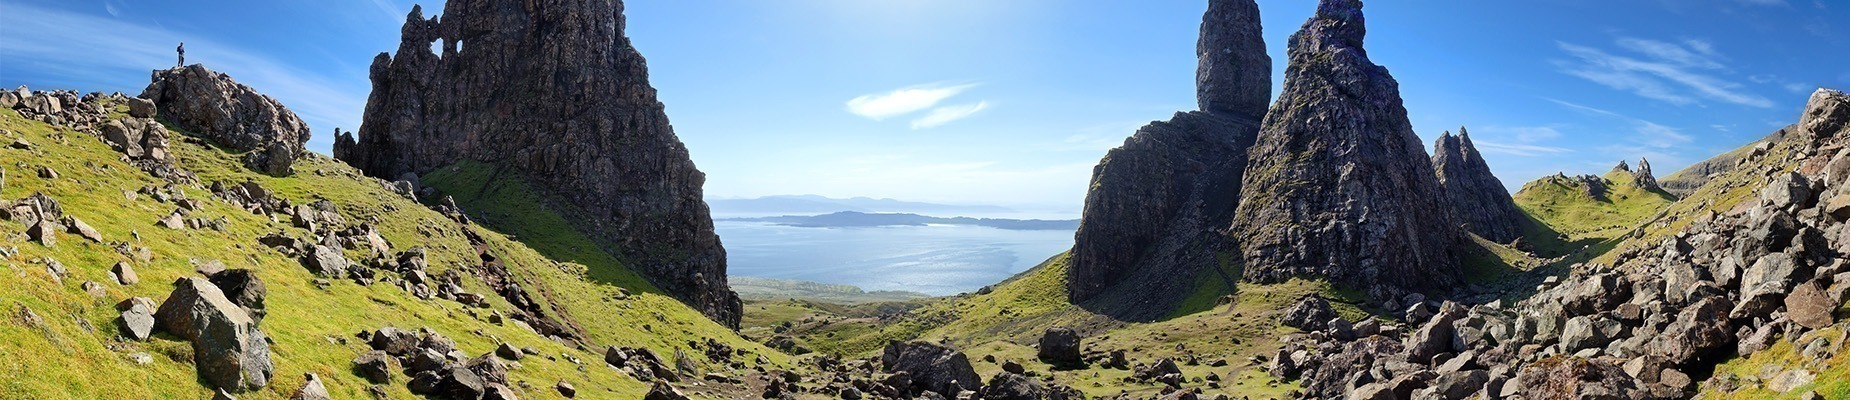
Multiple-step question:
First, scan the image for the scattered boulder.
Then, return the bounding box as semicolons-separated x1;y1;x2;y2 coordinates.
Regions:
292;373;332;400
1281;295;1337;332
353;350;396;384
1037;327;1082;366
882;341;981;396
153;277;272;392
113;262;139;285
116;297;156;341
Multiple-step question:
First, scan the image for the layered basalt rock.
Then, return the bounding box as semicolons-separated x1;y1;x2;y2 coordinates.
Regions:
141;64;308;176
1229;0;1462;292
1065;0;1267;315
334;0;740;327
1432;127;1526;243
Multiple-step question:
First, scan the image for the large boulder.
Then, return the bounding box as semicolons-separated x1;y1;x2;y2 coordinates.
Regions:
153;277;273;391
208;269;267;324
140;64;309;176
1649;297;1734;365
1515;357;1643;399
1281;295;1337;332
1037;327;1083;367
1408;302;1467;363
1801;88;1849;139
882;341;981;396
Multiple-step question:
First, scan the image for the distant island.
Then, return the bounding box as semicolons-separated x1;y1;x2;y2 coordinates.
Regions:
730;276;931;303
719;211;1080;231
707;194;1018;215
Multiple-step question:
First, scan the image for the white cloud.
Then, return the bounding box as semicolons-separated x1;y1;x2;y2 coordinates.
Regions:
1784;82;1814;94
1554;40;1774;108
910;101;989;129
845;83;978;120
1547;99;1692;149
1473;141;1575;157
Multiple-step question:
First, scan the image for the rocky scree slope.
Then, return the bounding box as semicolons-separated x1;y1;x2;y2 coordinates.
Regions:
1266;88;1850;400
333;0;740;328
1431;127;1527;244
0;78;780;398
1229;0;1462;294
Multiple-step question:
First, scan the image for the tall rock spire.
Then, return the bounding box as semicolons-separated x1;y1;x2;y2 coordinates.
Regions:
1230;0;1461;292
1197;0;1273;120
1432;127;1527;243
336;0;741;328
1634;157;1661;191
1065;0;1269;318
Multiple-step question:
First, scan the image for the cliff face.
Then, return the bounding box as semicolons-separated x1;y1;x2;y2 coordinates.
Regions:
1660;125;1792;197
1431;128;1526;243
1065;0;1268;315
334;0;740;328
1229;0;1461;292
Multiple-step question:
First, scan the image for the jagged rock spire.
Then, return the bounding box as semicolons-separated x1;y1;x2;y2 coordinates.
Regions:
1433;126;1526;243
337;0;741;328
1230;0;1462;293
1065;0;1270;316
1634;157;1661;191
1612;160;1632;174
1197;0;1272;120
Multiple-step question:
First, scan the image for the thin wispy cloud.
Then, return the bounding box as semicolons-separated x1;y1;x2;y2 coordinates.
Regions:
845;83;978;121
1469;125;1574;157
910;101;989;129
1547;98;1693;148
0;3;366;153
1555;38;1774;108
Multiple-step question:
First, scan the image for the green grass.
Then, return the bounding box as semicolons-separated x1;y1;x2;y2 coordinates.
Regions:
0;105;781;399
1512;169;1677;243
730;276;930;304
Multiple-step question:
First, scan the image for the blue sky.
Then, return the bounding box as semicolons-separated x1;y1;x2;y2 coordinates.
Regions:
2;0;1845;214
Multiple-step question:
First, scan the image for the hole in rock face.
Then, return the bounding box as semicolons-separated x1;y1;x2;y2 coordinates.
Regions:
431;38;445;58
456;40;464;54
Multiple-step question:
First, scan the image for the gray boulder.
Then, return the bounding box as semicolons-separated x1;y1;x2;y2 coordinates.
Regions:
882;341;981;396
1037;327;1083;366
154;277;273;391
1282;295;1337;332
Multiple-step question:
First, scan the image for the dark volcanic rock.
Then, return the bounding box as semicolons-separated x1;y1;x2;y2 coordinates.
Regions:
1802;88;1849;140
882;341;981;396
335;0;740;328
140;64;308;176
1230;0;1461;291
1431;128;1526;243
1066;0;1266;315
1037;327;1083;366
154;277;273;392
1196;0;1271;119
1066;110;1258;313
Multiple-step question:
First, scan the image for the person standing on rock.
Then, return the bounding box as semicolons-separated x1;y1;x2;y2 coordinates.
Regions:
177;42;185;66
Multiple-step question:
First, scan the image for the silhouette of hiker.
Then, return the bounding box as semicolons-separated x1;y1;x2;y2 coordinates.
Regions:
177;42;185;67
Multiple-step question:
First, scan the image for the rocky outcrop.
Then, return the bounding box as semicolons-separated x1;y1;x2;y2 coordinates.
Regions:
1273;88;1850;400
141;64;309;176
1065;0;1265;315
334;0;740;328
1196;0;1271;120
1634;158;1662;192
1432;127;1526;243
1660;126;1791;197
1230;0;1461;292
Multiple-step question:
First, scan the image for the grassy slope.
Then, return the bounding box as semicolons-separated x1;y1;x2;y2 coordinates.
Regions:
0;106;779;399
747;250;1389;398
730;276;930;304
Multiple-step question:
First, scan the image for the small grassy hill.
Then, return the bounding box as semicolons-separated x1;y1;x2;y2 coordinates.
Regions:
1512;169;1677;252
0;104;781;399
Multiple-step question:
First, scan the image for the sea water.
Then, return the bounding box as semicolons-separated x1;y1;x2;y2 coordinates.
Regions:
714;220;1075;296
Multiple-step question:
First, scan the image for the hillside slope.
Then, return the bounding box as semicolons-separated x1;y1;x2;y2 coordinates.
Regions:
0;99;779;398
